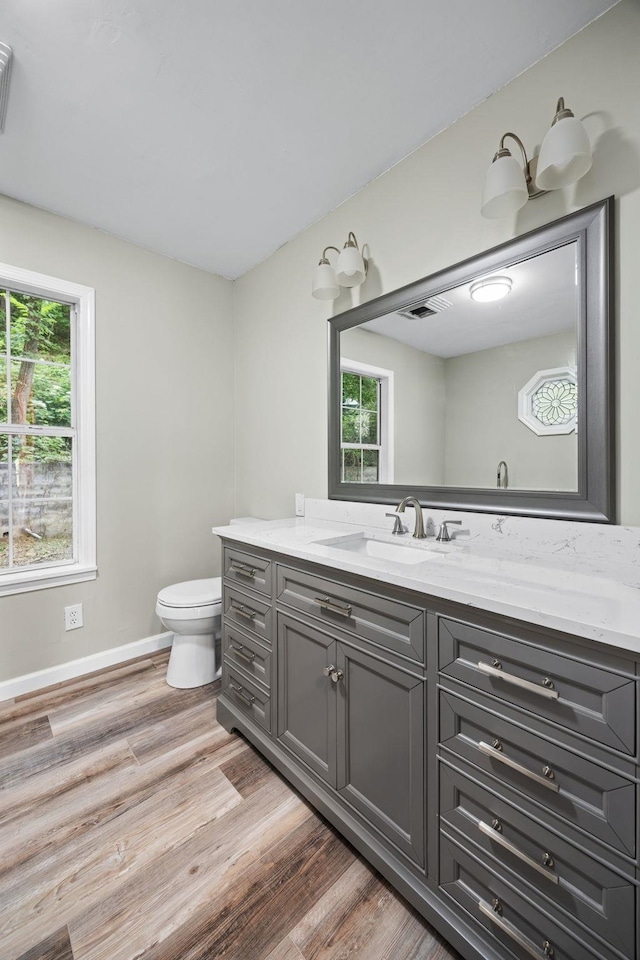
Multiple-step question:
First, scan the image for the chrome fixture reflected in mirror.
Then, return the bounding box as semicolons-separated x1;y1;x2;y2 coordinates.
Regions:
328;198;614;523
481;97;593;219
0;42;13;132
312;232;368;300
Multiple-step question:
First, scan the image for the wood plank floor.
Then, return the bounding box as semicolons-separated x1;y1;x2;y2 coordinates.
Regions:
0;652;461;960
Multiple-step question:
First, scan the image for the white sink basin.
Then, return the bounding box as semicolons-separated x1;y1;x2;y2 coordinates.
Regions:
318;534;442;566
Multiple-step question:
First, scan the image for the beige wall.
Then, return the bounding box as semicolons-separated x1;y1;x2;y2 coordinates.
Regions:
340;327;445;485
0;196;234;682
444;331;577;490
233;0;640;525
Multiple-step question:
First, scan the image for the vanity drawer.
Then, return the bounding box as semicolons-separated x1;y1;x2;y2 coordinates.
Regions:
439;832;620;960
438;616;636;757
222;665;271;733
222;623;271;690
224;584;272;646
276;565;424;663
439;689;637;859
440;760;636;958
223;546;272;597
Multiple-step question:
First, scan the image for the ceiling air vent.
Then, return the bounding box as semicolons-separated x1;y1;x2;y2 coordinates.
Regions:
397;294;452;320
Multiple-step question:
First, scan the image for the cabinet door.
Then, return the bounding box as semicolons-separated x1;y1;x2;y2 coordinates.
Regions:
336;643;425;867
276;614;337;786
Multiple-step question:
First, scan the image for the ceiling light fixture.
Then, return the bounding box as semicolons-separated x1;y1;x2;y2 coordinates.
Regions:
0;42;13;133
481;97;592;219
469;276;512;303
312;232;368;300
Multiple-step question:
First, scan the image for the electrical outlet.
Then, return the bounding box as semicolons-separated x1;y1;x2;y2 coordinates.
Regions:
295;492;305;516
64;603;83;631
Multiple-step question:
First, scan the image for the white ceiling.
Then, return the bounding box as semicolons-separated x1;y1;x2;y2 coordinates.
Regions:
360;242;578;358
0;1;618;279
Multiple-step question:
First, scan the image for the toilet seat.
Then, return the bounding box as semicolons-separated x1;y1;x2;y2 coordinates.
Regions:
157;577;221;609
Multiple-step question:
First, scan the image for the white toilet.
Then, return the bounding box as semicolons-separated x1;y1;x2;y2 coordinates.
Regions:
156;577;222;688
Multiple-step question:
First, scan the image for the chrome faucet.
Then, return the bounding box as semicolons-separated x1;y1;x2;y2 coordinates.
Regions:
395;497;427;539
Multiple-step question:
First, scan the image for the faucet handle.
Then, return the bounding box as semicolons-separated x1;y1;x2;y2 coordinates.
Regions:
436;519;462;542
385;512;408;535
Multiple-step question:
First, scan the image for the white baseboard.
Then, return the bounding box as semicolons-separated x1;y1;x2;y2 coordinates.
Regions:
0;631;174;703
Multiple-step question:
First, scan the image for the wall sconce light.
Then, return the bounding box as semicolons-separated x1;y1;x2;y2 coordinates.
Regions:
481;97;592;219
312;232;368;300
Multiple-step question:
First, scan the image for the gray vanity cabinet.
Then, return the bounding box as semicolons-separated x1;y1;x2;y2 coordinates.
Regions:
335;638;424;866
217;541;640;960
276;610;425;866
276;613;338;786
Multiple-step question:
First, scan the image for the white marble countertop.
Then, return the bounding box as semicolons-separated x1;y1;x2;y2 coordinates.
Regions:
212;515;640;655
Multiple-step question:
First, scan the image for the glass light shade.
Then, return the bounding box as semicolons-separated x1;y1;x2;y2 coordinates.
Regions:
470;276;512;303
336;245;366;287
312;261;339;300
481;154;529;219
535;116;592;191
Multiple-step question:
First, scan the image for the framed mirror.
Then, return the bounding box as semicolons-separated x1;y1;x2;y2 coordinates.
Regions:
328;197;614;522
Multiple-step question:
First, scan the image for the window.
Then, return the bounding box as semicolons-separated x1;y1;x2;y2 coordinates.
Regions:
341;360;393;483
0;262;95;596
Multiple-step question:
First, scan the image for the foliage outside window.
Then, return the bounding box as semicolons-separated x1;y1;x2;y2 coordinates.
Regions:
341;371;381;483
0;264;95;596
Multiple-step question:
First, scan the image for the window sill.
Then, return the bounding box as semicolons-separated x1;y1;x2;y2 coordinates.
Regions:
0;564;97;597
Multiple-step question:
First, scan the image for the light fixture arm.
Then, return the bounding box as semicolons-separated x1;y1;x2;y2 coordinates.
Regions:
495;132;546;199
319;245;341;264
551;97;574;125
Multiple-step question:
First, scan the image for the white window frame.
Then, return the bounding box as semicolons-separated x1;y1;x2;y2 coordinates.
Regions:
0;261;96;597
340;359;394;483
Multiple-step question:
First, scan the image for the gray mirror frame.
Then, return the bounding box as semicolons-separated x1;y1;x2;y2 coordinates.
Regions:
328;197;615;523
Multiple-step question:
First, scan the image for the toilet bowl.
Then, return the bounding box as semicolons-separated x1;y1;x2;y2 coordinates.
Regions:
156;577;222;688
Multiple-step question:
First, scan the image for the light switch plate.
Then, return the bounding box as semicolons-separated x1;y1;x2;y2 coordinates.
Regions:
295;493;305;516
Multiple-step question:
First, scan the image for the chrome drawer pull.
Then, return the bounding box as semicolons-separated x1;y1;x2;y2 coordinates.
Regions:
229;682;256;705
314;596;352;619
477;661;559;700
478;741;560;792
479;899;554;958
231;603;257;621
478;820;559;884
230;560;257;578
231;642;256;663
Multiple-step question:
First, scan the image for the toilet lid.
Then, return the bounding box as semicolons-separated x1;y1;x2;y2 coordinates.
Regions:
157;577;222;608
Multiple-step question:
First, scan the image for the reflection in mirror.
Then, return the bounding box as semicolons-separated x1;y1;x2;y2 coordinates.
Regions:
340;242;578;492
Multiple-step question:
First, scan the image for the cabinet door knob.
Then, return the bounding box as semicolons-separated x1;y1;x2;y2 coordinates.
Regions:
323;665;344;682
